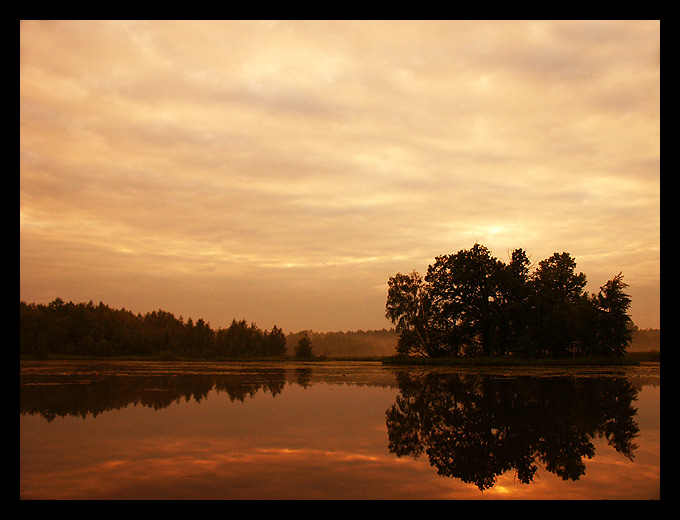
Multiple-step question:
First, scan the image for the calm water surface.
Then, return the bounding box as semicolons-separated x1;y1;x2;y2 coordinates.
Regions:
20;360;660;500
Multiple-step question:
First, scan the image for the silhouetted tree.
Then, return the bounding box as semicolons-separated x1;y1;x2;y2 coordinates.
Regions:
215;319;264;358
294;333;314;359
592;273;633;357
528;252;588;357
490;248;533;355
425;244;507;356
263;325;287;357
385;271;443;356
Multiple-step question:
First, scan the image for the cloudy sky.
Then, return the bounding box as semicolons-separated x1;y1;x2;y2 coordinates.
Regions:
20;20;660;332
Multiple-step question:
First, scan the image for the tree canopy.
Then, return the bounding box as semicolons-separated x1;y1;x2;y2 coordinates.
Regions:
293;332;315;359
386;244;633;358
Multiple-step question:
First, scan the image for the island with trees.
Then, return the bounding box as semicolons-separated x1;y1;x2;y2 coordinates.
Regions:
385;243;636;361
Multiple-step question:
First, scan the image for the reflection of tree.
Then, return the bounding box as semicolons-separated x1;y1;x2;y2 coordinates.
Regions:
386;372;639;490
20;371;288;422
295;368;313;387
19;364;397;421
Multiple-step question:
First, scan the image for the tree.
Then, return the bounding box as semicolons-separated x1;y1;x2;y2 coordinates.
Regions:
263;325;286;357
493;248;533;356
425;244;505;356
385;271;444;356
532;252;587;301
294;333;314;359
215;319;263;358
571;292;601;357
592;273;633;356
529;252;588;357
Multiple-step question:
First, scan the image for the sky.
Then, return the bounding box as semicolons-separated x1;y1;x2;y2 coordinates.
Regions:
20;20;660;332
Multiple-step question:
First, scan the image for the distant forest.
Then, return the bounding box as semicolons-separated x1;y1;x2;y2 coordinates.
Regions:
19;298;400;359
20;298;658;360
20;299;286;359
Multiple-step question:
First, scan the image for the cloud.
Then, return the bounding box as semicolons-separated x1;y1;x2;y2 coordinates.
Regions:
20;20;660;331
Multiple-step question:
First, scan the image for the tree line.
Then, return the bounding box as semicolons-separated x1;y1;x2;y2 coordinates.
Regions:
386;243;633;358
19;298;288;359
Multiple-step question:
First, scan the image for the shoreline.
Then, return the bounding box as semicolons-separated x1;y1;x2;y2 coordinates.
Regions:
19;350;659;366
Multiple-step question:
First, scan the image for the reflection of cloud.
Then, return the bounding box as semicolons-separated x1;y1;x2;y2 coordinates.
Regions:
20;20;660;331
20;430;659;500
19;377;660;500
20;435;473;499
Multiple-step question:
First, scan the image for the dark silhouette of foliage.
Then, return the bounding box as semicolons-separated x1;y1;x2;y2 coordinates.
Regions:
386;371;640;490
425;244;506;357
20;366;289;421
19;299;287;359
386;244;633;358
592;273;634;357
385;271;443;357
294;332;314;359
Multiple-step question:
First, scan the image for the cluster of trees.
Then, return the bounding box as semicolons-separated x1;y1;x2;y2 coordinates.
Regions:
19;298;286;359
386;244;633;358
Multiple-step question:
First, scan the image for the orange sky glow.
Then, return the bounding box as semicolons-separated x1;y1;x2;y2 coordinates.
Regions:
20;20;660;332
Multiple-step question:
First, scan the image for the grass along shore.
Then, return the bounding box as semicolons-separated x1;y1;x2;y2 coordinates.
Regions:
381;351;659;366
20;350;658;365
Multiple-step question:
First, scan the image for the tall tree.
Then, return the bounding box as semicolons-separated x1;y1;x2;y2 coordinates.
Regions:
385;271;443;356
294;332;314;359
529;252;588;357
263;325;287;356
593;273;633;356
425;244;505;356
494;248;533;355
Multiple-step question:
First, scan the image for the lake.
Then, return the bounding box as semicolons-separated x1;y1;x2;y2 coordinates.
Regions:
20;360;660;500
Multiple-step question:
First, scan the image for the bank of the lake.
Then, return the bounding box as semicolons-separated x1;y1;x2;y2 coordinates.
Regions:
381;351;659;366
20;350;659;366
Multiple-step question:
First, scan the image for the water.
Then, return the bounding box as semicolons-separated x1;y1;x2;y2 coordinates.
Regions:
19;360;660;499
